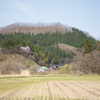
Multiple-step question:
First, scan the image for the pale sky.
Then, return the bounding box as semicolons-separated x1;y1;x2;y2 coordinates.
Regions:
0;0;100;39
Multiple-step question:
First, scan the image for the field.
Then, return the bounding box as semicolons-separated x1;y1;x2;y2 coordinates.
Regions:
0;76;100;100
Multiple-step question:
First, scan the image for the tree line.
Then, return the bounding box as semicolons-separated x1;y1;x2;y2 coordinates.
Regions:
71;39;100;75
0;28;97;65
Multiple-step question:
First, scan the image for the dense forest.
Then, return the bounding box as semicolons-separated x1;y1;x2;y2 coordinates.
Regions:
0;28;97;65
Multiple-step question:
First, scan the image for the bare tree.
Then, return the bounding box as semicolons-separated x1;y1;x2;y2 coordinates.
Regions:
0;22;72;34
72;51;100;75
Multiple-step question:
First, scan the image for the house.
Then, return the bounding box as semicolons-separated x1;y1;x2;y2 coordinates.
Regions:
58;64;66;68
38;67;44;72
49;65;59;70
38;66;48;72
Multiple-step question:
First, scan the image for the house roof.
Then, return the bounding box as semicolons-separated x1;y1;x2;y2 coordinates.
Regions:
40;66;48;69
49;68;53;69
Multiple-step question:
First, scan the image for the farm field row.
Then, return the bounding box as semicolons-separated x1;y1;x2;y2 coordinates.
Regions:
0;76;100;100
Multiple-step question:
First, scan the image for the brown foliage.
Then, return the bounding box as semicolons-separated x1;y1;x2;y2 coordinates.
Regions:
28;65;38;75
72;51;100;75
0;46;40;64
0;61;23;74
0;22;72;34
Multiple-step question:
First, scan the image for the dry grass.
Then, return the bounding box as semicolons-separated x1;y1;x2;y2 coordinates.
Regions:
0;76;100;100
0;54;39;75
58;43;81;55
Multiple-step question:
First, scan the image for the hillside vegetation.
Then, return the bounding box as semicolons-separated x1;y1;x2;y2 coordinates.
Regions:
0;22;100;75
58;43;82;56
0;22;72;34
70;40;100;75
0;26;97;65
0;54;39;75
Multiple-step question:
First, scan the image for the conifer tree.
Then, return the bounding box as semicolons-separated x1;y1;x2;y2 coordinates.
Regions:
83;39;93;55
96;41;100;51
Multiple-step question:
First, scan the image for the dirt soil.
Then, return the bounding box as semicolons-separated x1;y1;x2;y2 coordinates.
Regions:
0;81;100;100
21;69;31;76
0;70;31;77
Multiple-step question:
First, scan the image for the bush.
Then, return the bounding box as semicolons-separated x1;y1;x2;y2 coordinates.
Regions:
71;51;100;75
0;61;24;74
28;65;38;75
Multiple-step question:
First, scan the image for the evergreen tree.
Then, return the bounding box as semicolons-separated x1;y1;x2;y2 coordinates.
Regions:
54;57;59;64
47;53;52;63
96;41;100;51
1;39;14;48
83;39;93;55
14;38;20;45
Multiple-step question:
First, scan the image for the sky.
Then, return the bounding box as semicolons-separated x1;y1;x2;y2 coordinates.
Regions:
0;0;100;39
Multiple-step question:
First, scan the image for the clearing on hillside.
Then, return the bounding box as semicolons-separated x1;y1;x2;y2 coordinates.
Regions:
0;76;100;100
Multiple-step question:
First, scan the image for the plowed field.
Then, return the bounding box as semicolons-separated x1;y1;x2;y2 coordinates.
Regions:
0;76;100;100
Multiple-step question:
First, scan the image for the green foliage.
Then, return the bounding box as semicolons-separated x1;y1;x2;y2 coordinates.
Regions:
47;53;52;63
54;57;59;64
96;41;100;51
0;28;97;64
83;39;93;55
1;39;15;48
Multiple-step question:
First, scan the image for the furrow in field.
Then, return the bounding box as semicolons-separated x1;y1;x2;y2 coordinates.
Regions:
34;83;41;100
59;82;85;100
22;84;35;99
51;82;59;100
66;81;93;99
0;84;19;95
49;82;57;100
20;84;34;99
6;84;24;100
53;82;63;100
44;83;49;100
36;82;43;100
81;81;100;89
15;84;32;99
49;82;67;100
30;83;41;100
47;82;54;100
11;84;28;100
54;82;70;100
42;82;45;100
0;84;23;100
75;81;100;95
0;90;15;100
68;81;100;100
26;83;37;100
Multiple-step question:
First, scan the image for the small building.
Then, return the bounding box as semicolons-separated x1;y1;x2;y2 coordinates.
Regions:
49;65;59;70
21;69;30;76
38;66;48;72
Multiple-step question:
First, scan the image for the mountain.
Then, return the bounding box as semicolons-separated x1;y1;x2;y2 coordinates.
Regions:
0;22;72;35
0;22;97;65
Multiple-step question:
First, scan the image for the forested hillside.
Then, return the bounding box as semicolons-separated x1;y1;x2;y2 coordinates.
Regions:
0;26;97;65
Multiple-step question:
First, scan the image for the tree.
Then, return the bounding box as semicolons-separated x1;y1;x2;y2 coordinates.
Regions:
83;39;93;55
96;41;100;51
15;38;20;45
74;51;100;75
54;57;59;64
1;39;14;48
47;53;52;63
